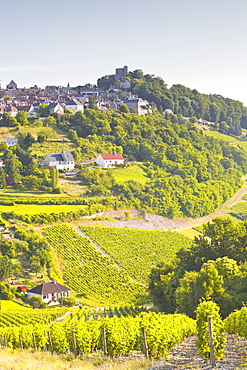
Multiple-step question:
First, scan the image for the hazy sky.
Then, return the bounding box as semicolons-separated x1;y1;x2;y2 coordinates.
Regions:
0;0;246;104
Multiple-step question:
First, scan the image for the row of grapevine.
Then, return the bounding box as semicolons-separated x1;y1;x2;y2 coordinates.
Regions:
0;312;196;359
0;196;115;206
0;308;69;328
62;306;147;325
224;306;247;337
43;224;146;305
195;301;225;362
80;226;191;283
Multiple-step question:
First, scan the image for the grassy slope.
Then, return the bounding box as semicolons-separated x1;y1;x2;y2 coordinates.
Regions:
31;140;77;157
0;204;86;216
112;165;149;185
204;131;238;142
0;348;150;370
0;125;77;158
1;300;29;310
227;200;247;220
81;226;191;283
0;189;69;197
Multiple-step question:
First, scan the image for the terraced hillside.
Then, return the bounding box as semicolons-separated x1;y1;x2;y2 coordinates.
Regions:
43;224;146;305
80;226;191;283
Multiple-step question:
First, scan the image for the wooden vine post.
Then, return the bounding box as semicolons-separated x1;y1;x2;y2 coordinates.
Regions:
72;331;77;357
207;316;215;367
101;326;107;355
48;331;53;354
32;332;37;351
141;326;149;358
19;334;23;349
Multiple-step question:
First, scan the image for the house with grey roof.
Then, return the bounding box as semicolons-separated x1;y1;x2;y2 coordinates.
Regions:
43;150;74;170
121;98;151;115
65;98;84;113
48;102;64;115
5;138;18;147
6;80;17;89
27;281;70;306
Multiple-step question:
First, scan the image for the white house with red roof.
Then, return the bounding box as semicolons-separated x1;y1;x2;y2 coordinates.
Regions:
96;153;124;168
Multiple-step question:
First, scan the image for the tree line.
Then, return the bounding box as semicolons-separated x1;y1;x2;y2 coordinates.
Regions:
149;217;247;319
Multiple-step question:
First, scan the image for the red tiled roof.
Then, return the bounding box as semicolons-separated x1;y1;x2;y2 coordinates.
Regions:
100;153;124;160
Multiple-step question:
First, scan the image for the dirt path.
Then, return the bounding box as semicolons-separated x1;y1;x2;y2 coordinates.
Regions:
80;182;247;231
148;335;247;369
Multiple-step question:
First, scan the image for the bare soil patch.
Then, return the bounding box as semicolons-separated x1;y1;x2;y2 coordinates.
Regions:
80;183;247;231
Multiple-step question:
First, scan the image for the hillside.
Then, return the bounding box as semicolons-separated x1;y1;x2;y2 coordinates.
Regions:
43;224;147;305
1;68;247;310
80;225;191;283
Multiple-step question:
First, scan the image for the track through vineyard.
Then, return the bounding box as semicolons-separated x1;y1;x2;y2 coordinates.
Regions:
80;181;247;231
149;335;247;370
76;226;142;284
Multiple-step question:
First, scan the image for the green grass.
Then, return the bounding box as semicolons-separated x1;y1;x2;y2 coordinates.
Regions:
232;141;247;153
176;228;200;239
81;225;191;283
0;204;87;216
112;165;149;185
204;131;239;142
31;140;77;158
1;300;29;310
0;189;68;198
227;201;247;220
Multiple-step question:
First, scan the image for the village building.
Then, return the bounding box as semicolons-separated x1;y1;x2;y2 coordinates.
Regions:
42;150;74;170
65;98;84;113
5;138;18;147
121;98;151;115
96;153;124;168
27;281;70;305
48;102;64;115
6;80;17;90
5;105;18;117
163;109;174;115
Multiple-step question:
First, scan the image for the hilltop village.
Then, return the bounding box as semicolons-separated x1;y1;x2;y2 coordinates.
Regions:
0;66;151;117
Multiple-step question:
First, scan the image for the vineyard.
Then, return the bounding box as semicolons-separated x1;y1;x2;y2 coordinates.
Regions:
224;306;247;337
43;224;146;305
0;311;196;359
62;305;147;326
0;308;69;328
80;226;191;283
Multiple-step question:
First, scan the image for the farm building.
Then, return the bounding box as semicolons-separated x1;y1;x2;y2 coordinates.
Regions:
96;153;124;168
27;281;70;306
42;150;74;170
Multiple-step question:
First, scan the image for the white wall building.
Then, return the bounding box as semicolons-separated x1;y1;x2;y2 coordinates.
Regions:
43;150;74;170
65;98;84;113
27;281;70;305
5;138;18;146
96;153;124;168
